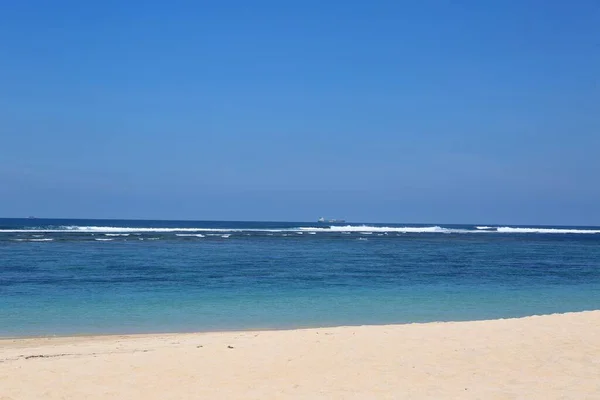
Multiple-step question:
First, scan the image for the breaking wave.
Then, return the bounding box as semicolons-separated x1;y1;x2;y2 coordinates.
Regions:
299;225;451;233
0;226;285;233
11;238;54;242
175;234;205;238
496;227;600;234
1;224;600;236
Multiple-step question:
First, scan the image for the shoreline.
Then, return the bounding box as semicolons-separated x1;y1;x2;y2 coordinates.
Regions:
2;310;599;399
2;309;598;341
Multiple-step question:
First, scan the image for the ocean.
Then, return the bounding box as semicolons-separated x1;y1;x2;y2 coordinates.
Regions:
1;218;599;337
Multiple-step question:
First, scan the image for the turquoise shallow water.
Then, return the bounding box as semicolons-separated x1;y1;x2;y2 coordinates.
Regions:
1;219;600;336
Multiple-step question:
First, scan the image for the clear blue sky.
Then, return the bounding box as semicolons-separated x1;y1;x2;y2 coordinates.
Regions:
1;1;598;224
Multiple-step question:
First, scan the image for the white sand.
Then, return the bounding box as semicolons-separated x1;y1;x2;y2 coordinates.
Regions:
1;311;599;399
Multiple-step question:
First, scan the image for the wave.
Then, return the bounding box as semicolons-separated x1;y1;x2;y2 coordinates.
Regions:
67;226;238;233
2;224;599;235
0;224;470;234
496;227;600;234
175;234;205;238
301;225;600;234
299;225;451;233
95;238;114;241
11;238;54;242
0;226;285;233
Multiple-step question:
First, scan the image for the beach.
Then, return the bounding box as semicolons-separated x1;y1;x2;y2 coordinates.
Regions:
1;311;599;399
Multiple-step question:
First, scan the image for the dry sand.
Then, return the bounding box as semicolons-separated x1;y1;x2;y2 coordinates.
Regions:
1;311;599;399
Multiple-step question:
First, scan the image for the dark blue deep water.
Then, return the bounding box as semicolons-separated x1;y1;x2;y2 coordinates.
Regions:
1;218;599;336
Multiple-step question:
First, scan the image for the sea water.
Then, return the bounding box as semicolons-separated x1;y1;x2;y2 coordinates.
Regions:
1;218;599;337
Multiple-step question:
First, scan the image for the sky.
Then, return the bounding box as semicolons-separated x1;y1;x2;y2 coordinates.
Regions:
1;0;598;224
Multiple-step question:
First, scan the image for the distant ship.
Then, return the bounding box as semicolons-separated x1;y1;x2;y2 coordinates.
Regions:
318;217;346;224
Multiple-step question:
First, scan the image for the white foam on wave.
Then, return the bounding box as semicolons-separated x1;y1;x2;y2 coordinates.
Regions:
2;224;599;236
95;238;113;241
74;226;239;233
11;238;54;242
176;234;206;238
0;225;450;234
299;225;450;233
0;226;290;234
496;227;600;234
221;234;231;238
